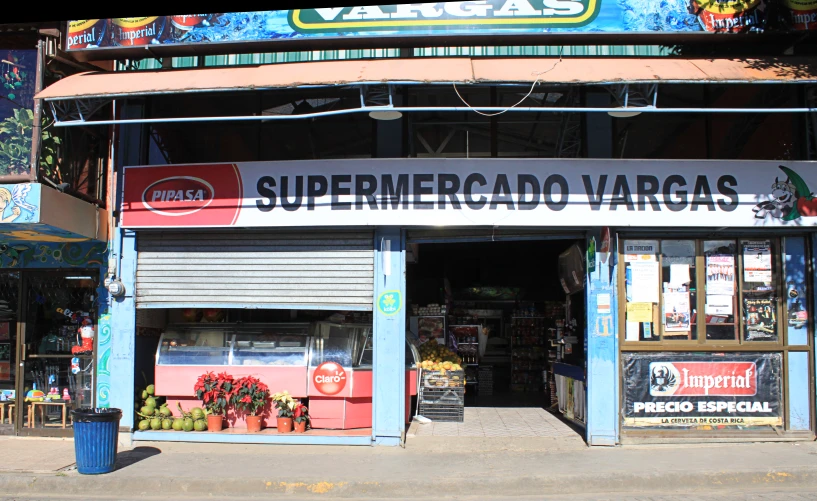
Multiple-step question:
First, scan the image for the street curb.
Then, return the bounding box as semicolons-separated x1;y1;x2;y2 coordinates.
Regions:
0;466;816;498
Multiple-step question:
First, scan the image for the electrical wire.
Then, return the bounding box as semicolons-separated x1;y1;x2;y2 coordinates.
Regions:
452;48;563;117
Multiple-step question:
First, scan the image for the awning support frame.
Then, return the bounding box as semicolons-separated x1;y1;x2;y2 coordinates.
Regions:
44;82;817;127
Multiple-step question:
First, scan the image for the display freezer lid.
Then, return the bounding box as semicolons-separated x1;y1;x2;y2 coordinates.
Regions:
36;57;817;102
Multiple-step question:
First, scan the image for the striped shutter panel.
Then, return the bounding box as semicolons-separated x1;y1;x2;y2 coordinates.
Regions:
135;230;374;310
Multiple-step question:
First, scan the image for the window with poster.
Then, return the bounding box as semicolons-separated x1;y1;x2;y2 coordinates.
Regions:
617;236;807;435
619;238;788;345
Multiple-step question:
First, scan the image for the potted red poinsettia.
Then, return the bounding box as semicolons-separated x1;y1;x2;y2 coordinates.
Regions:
293;401;309;433
194;371;234;432
231;376;270;432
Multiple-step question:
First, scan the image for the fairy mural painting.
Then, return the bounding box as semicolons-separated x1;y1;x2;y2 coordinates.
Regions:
0;184;39;223
753;165;817;222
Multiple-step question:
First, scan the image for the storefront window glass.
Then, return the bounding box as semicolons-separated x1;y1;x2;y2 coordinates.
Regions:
622;237;788;346
623;240;659;342
703;240;738;341
741;239;779;343
661;240;696;341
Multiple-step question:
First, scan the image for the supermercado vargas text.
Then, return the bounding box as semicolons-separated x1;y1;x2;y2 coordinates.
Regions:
254;173;738;212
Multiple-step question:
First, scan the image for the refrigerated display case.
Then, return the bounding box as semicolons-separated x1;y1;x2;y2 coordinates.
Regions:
153;321;418;431
307;321;418;429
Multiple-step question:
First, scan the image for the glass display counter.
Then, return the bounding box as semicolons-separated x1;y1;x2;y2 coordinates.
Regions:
157;325;232;366
156;323;310;366
233;324;310;366
308;321;420;369
154;321;420;431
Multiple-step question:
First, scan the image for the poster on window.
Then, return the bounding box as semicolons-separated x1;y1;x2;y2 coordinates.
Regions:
743;241;773;283
706;255;735;296
627;262;660;303
663;292;691;332
623;240;657;262
623;352;783;428
744;298;777;341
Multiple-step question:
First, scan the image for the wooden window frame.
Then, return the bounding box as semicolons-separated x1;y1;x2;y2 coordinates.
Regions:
619;236;788;352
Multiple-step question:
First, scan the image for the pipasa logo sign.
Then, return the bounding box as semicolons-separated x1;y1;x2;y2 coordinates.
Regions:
142;176;214;216
122;164;242;227
313;361;347;395
649;362;757;397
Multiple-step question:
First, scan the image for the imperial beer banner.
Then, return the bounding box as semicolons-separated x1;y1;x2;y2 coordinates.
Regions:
623;353;783;428
65;1;817;53
121;159;817;229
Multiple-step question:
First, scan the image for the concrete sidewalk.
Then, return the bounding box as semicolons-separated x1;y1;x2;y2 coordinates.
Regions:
1;437;817;498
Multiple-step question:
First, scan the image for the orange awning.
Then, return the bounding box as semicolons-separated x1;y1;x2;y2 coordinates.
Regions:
37;57;817;101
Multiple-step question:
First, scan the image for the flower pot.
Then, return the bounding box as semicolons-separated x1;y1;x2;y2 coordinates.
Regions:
294;420;307;433
276;417;293;433
207;414;224;432
246;415;263;432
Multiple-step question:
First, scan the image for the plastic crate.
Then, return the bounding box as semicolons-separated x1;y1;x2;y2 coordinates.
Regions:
419;386;465;405
418;402;464;422
421;369;465;389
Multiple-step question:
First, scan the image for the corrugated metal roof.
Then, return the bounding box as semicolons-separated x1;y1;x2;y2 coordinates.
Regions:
38;57;817;101
115;46;668;71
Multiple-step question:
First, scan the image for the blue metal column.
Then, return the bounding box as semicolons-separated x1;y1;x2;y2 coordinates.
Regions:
372;228;406;446
586;229;619;446
104;228;136;428
103;101;143;429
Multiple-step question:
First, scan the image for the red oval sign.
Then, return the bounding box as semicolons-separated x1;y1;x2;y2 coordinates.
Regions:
313;362;347;396
142;176;215;216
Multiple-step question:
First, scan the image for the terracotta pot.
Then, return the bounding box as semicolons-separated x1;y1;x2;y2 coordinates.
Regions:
207;414;224;432
246;415;263;432
294;420;307;433
277;417;293;433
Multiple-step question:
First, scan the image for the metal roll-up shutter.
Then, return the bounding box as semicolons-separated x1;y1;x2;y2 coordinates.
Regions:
136;230;374;310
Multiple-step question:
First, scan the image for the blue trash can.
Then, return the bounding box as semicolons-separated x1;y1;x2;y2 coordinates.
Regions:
71;407;122;475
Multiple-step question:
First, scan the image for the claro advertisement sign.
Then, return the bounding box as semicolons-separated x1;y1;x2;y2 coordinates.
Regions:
121;159;817;229
623;353;783;428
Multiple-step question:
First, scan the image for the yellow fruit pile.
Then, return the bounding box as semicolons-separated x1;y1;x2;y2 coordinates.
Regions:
418;342;463;372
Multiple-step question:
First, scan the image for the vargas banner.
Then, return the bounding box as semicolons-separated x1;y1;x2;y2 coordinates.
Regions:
121;159;817;229
66;1;792;53
623;352;783;428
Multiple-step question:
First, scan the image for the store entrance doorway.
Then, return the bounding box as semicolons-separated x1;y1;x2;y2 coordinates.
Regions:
406;233;586;440
0;271;99;437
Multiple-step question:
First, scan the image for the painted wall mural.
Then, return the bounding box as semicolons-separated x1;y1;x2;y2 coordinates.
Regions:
0;50;36;178
96;312;112;408
0;183;39;223
0;241;105;269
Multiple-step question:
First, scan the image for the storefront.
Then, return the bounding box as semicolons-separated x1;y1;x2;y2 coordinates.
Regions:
79;156;814;446
0;184;108;437
34;1;817;446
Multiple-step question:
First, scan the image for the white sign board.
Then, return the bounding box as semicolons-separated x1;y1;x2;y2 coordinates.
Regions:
121;159;817;228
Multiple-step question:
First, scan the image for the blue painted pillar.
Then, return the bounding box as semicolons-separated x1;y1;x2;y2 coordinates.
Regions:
372;228;406;446
107;228;137;428
586;229;619;446
784;236;810;431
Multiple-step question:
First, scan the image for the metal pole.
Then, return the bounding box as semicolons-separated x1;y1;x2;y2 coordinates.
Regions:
29;39;45;182
46;105;817;127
